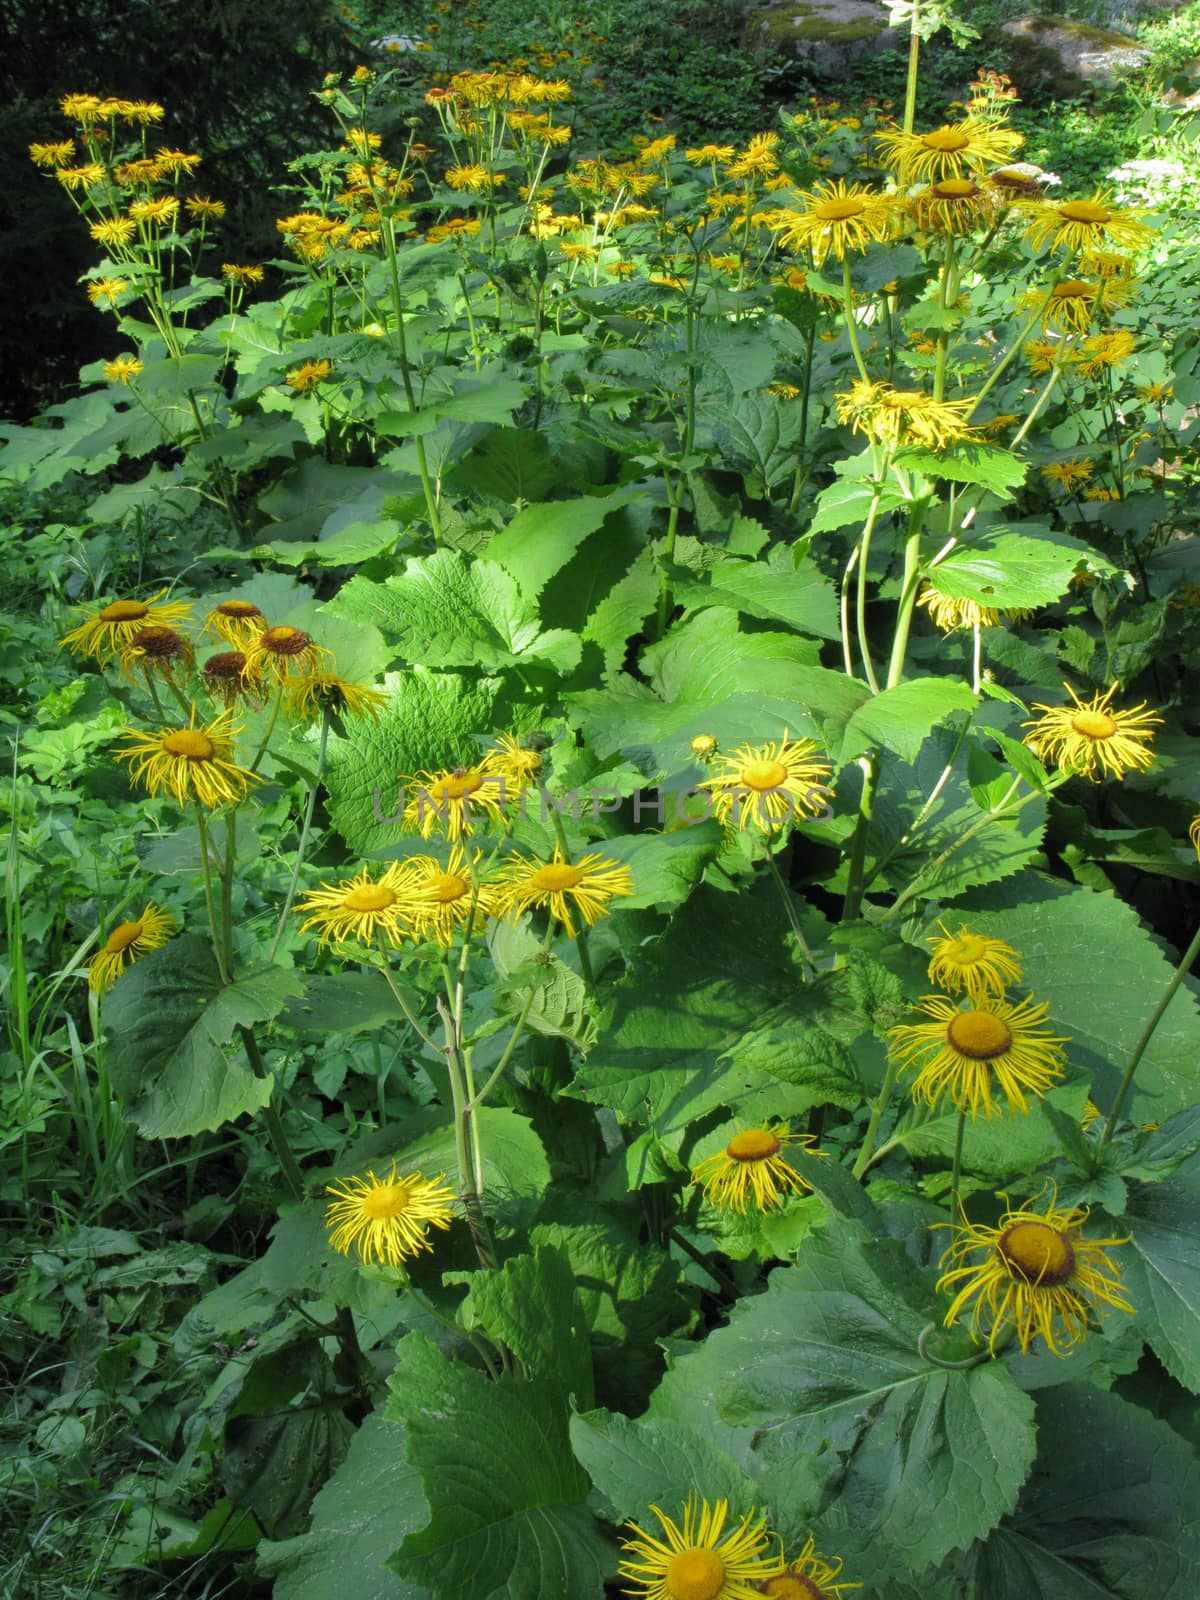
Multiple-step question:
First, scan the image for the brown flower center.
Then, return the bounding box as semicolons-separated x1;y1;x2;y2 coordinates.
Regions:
99;599;148;622
1059;199;1110;225
932;178;977;199
920;127;971;153
161;729;215;761
663;1548;725;1600
1070;710;1117;740
765;1577;824;1600
727;1128;782;1162
946;1010;1012;1060
260;625;310;656
342;883;396;913
105;920;143;953
740;759;788;791
203;650;248;680
997;1219;1075;1286
426;872;469;904
129;625;185;658
216;600;263;618
360;1179;411;1219
529;862;585;892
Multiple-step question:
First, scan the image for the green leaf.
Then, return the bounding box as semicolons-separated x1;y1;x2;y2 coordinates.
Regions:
277;973;413;1035
957;873;1200;1121
331;551;579;673
103;937;301;1138
458;1245;593;1401
966;1385;1200;1598
257;1411;432;1600
485;486;650;598
697;390;804;490
446;427;559;505
839;678;977;765
695;1218;1038;1579
220;1335;355;1538
601;822;723;910
385;1332;611;1599
568;1409;753;1524
394;1109;550;1234
807;475;905;537
671;544;839;640
1121;1171;1200;1393
925;528;1114;610
490;921;599;1051
323;668;505;854
894;443;1026;497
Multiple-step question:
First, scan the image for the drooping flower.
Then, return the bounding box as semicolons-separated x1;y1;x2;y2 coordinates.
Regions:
400;763;508;840
295;861;417;948
283;671;387;722
619;1496;785;1600
60;588;192;663
763;1535;861;1599
496;846;633;937
1077;329;1137;378
201;650;257;708
325;1164;455;1267
927;923;1023;1001
1042;457;1094;490
917;582;1032;633
1023;682;1162;781
119;624;195;685
875;116;1023;182
1190;814;1200;861
86;276;129;308
482;733;543;795
1022;189;1154;256
937;1193;1132;1354
29;139;76;168
836;379;979;451
116;706;260;809
285;359;333;394
699;736;833;834
887;994;1068;1119
766;180;896;266
185;195;225;220
242;624;329;684
204;598;268;650
221;262;265;285
88;902;176;993
691;1125;815;1214
909;177;996;236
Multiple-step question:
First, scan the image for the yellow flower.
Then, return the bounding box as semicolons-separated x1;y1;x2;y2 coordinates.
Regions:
444;163;504;191
221;263;264;285
60;93;105;122
90;217;137;247
285;359;333;394
764;1535;861;1599
203;598;268;650
937;1194;1132;1354
619;1496;785;1600
1077;329;1137;377
29;140;75;167
114;157;166;185
927;923;1023;1001
426;217;482;244
86;277;129;307
725;132;781;179
887;994;1068;1119
128;196;180;226
201;650;257;708
917;582;1031;633
56;163;107;191
1033;276;1132;333
242;624;329;683
482;733;543;793
766;180;896;266
400;764;508;840
875;116;1023;182
1022;189;1154;256
699;736;832;834
325;1164;455;1267
102;355;143;385
1024;337;1075;374
116;706;260;810
691;734;718;760
691;1125;815;1214
119;624;195;684
124;100;165;125
295;861;417;948
1191;814;1200;860
401;844;501;946
185;195;225;220
836;380;978;451
60;588;192;663
283;671;387;722
1023;682;1162;781
686;143;736;165
154;147;202;176
909;177;996;236
1042;458;1094;490
88;903;177;993
496;846;633;937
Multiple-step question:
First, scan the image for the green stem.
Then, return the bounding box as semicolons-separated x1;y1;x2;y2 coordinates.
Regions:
194;805;230;986
220;805;237;980
240;1026;306;1202
950;1107;966;1218
841;755;880;922
855;489;885;693
765;850;816;977
465;986;536;1115
249;685;284;774
269;711;330;963
842;256;870;384
1099;920;1200;1150
853;1053;901;1179
902;2;921;135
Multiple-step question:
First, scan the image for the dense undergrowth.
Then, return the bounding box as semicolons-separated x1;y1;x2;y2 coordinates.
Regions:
3;2;1200;1597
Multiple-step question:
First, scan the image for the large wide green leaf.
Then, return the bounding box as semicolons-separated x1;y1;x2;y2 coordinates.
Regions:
1121;1169;1200;1393
103;937;300;1138
385;1332;611;1599
925;527;1116;610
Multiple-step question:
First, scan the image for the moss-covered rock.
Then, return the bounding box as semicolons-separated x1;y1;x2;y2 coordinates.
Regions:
747;2;902;76
999;15;1151;97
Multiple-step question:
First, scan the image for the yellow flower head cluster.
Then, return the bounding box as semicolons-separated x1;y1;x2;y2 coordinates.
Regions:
1023;682;1162;781
766;180;896;266
837;379;979;451
876;115;1023;182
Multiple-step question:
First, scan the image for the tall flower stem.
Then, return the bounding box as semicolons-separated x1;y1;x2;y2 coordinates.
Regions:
841;257;870;384
854;1054;901;1179
269;710;331;963
1099;919;1200;1151
765;849;816;978
194;805;229;986
950;1107;966;1217
240;1025;306;1202
902;1;922;134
